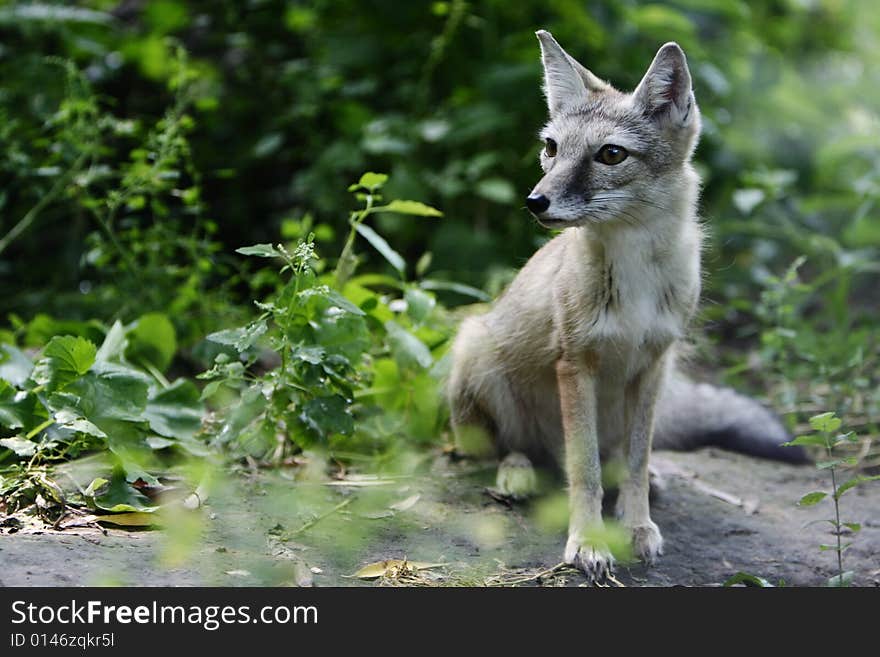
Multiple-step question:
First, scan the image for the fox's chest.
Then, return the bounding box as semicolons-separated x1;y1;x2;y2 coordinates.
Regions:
567;258;699;376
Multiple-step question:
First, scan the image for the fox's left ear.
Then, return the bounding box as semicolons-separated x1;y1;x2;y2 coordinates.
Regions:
632;42;696;127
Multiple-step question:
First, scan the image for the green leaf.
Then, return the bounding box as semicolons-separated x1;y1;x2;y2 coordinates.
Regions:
353;172;388;192
126;313;177;373
299;395;353;437
0;381;39;430
144;379;203;440
199;379;226;400
207;320;268;352
95;321;128;363
83;477;109;498
415;252;432;277
405;288;435;324
809;412;841;433
385;320;433;369
420;279;491;302
356;223;405;274
475;177;516;204
0;436;37;457
783;434;828;448
374;199;442;217
53;408;107;438
0;344;34;387
326;290;367;316
797;491;827;506
843;522;861;533
93;474;155;512
48;361;151;426
831;431;858;446
723;572;775;587
31;335;97;391
835;474;880;500
236;243;282;258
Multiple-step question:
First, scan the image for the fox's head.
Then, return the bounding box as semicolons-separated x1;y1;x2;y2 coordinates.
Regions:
527;31;701;229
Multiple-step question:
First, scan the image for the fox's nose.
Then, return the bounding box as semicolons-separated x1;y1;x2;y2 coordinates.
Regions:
525;193;551;214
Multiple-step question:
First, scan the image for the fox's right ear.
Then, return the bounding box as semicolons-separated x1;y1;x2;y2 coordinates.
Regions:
536;30;608;115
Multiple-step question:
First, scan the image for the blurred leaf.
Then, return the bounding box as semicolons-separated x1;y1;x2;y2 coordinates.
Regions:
385;320;432;369
835;475;880;500
0;381;39;430
93;512;160;527
783;434;828;448
207;320;267;352
797;491;827;506
0;436;37;457
0;344;34;387
53;408;107;438
351;172;388;192
126;313;177;372
95;321;128;364
420;279;491;301
300;395;353;437
475;178;516;204
404;288;435;323
144;379;203;440
374;200;443;217
723;572;775;587
236;244;282;258
356;223;405;275
809;412;841;433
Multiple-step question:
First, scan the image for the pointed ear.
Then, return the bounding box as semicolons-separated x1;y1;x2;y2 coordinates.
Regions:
632;42;696;127
536;30;608;115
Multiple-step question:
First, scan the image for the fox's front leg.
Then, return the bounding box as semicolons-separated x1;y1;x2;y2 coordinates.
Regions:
556;352;613;580
618;353;667;564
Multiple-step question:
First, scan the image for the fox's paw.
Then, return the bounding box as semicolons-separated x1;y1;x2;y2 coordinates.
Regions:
495;452;537;500
564;535;615;582
629;521;664;565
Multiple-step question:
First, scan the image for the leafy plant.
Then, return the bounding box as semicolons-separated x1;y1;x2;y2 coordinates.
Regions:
199;173;449;462
0;314;205;517
785;412;880;587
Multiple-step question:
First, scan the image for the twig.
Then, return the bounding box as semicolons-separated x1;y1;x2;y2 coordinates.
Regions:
0;153;87;256
493;562;571;586
290;497;352;536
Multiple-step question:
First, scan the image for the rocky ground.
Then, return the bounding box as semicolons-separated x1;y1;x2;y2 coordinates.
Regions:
2;448;879;587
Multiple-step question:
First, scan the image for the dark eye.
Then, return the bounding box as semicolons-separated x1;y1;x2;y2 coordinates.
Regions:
544;138;557;157
595;144;628;165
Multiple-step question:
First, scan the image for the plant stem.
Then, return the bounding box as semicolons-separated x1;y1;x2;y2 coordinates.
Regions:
334;194;373;288
829;462;844;580
26;418;55;440
0;153;88;256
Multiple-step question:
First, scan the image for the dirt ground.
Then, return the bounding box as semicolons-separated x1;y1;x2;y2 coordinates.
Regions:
2;448;879;587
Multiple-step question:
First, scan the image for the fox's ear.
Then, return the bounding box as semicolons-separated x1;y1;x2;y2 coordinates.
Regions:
633;42;695;127
536;30;608;115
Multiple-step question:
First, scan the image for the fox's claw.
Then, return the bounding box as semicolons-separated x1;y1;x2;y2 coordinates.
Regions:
565;536;615;582
630;522;664;565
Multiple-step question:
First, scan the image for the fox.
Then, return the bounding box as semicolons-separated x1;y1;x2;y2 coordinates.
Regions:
447;31;807;581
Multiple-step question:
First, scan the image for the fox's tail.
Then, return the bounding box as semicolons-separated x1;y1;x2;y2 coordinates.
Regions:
653;373;810;464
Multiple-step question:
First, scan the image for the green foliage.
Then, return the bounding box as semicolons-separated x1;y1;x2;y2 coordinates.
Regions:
198;175;448;461
0;313;204;514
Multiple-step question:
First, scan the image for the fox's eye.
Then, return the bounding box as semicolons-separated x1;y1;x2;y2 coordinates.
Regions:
596;144;628;165
544;138;557;157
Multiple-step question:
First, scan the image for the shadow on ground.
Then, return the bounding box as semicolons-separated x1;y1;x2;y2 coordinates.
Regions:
2;449;879;587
